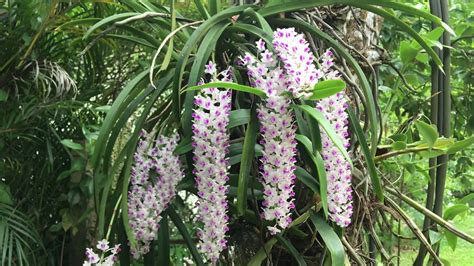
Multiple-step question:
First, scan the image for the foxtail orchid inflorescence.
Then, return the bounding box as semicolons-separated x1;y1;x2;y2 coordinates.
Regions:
241;41;297;235
272;27;353;227
272;28;322;99
128;131;184;258
192;62;232;262
316;51;353;227
83;239;120;266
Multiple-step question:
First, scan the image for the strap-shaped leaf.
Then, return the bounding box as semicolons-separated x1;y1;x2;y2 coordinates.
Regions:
160;0;176;72
187;82;266;98
208;0;221;16
241;8;273;35
296;134;328;218
259;0;454;36
247;238;278;266
229;109;251;128
91;69;148;169
168;206;205;265
172;5;251;130
227;23;273;47
347;107;384;201
156;214;170;266
275;235;307;266
182;21;231;135
193;0;210;19
294;166;320;195
294;105;351;165
237;107;258;216
84;12;139;39
309;210;346;266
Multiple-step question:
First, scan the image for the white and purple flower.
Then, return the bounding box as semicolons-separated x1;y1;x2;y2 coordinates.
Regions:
273;28;322;99
83;240;120;266
244;28;353;231
192;62;232;262
128;131;184;258
315;52;353;227
241;41;297;235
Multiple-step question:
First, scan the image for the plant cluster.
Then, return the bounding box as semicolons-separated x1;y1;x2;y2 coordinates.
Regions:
1;0;472;265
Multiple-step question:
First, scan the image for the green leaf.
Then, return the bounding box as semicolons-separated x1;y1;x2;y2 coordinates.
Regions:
182;21;231;135
440;258;452;266
305;108;322;152
84;12;139;39
260;1;454;36
275;235;307;266
160;0;175;72
294;166;320;195
309;79;346;100
187;82;266;98
417;27;445;49
400;40;420;64
237;107;258;216
416;53;429;64
296;134;328;217
229;109;251;128
193;0;210;19
419;149;446;159
443;204;469;220
95;105;111;112
309;211;345;266
91;69;149;169
415;121;438;148
172;5;251;133
248;238;278;266
313;153;328;216
391;141;407;151
241;8;273;35
156;214;170;266
60;139;83;150
458;193;474;205
168;206;205;266
294;105;351;165
227;23;273;47
347;107;384;202
446;136;474;154
429;230;443;245
445;231;458;251
207;0;221;15
0;184;13;205
0;90;7;102
389;134;407;142
174;137;192;155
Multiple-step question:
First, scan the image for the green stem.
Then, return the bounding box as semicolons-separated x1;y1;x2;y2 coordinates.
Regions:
386;188;474;244
431;1;451;264
416;0;444;263
374;147;435;162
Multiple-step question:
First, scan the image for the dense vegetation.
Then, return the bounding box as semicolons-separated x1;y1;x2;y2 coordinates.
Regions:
0;0;472;265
